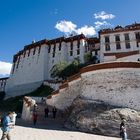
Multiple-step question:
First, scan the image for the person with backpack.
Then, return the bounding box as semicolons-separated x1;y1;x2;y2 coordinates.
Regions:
0;112;14;140
120;119;128;140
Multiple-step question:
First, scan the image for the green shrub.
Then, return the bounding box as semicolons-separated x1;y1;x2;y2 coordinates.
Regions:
0;85;53;113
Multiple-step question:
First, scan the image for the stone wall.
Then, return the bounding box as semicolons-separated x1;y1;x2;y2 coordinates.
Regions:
47;78;81;110
81;68;140;110
46;62;140;111
22;96;36;121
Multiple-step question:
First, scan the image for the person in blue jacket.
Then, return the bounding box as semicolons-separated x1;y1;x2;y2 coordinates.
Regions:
1;112;14;140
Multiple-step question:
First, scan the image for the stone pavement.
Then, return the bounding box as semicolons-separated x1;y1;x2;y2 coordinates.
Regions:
0;118;121;140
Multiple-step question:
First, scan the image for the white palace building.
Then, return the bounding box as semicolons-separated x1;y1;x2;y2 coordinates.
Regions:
0;34;100;97
0;22;140;97
99;22;140;62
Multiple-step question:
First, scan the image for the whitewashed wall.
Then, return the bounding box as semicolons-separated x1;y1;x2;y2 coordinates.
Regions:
81;68;140;110
5;45;47;97
46;68;140;111
46;78;82;110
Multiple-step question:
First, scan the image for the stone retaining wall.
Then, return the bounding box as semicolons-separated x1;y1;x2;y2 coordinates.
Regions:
46;62;140;110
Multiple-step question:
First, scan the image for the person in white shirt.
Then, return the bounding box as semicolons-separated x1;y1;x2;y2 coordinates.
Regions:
11;112;17;126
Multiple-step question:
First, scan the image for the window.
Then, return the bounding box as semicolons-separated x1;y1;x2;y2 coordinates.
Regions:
116;42;121;50
70;51;73;56
137;42;139;48
115;35;120;42
77;49;80;55
59;42;61;51
77;44;80;49
105;36;110;43
38;46;41;54
124;33;130;41
105;44;110;51
70;45;73;51
125;42;131;49
52;53;55;57
33;48;36;55
53;44;56;52
70;41;73;47
135;32;140;40
85;46;88;53
23;51;26;57
28;50;30;57
77;40;80;48
48;45;51;53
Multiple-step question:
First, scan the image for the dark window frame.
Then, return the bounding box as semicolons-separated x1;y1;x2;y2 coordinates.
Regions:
125;42;131;49
70;51;73;56
135;32;140;40
59;42;61;51
116;42;121;50
115;35;120;42
124;33;130;41
105;36;110;43
105;44;110;51
77;49;80;55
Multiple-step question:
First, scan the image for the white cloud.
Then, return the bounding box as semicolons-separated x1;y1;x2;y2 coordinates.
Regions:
55;20;77;35
0;61;12;76
76;25;96;36
95;21;112;29
55;20;96;36
94;11;115;20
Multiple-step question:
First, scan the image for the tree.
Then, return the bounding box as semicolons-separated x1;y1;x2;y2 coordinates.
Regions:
60;59;80;79
84;52;92;63
50;61;68;79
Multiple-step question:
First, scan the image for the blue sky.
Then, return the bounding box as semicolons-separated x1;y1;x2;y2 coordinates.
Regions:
0;0;140;77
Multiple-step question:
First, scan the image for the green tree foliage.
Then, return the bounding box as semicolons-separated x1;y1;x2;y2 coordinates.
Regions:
50;61;68;79
84;52;92;63
61;59;80;79
50;59;81;80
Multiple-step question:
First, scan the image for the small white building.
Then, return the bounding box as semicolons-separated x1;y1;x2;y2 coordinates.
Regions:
5;34;99;97
99;23;140;62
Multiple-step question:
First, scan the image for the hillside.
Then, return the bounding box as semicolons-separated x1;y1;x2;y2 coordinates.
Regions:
0;84;53;113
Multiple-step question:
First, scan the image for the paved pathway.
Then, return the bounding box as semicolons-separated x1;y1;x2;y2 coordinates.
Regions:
0;118;121;140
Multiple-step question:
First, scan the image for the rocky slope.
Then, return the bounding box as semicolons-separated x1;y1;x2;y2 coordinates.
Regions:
64;97;140;140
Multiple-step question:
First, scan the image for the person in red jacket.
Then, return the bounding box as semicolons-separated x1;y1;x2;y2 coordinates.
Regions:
32;112;38;126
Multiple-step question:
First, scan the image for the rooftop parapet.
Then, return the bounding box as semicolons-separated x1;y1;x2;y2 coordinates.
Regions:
99;22;140;35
